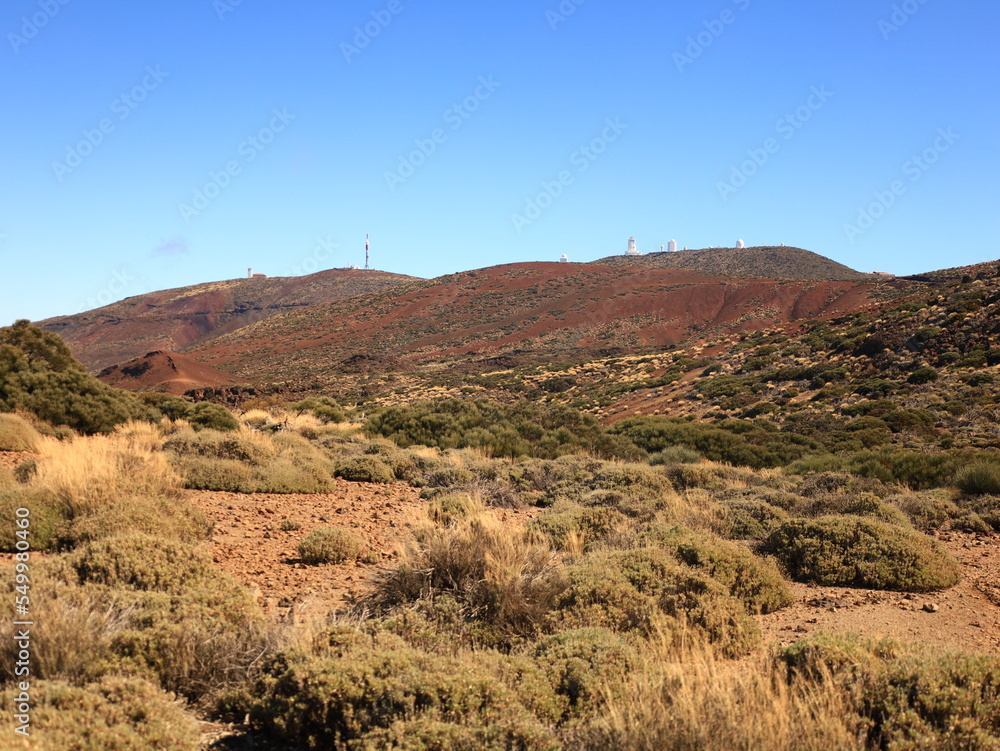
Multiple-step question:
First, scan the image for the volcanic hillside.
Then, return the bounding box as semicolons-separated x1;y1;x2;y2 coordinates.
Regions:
188;261;912;389
97;350;248;395
594;246;871;281
39;268;420;372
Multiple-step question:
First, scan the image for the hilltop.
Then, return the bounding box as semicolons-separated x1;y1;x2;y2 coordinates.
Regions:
593;246;871;281
187;261;911;392
39;268;419;372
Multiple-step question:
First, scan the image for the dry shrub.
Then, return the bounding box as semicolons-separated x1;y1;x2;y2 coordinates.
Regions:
167;427;333;493
334;455;394;484
298;528;362;564
427;491;487;526
0;558;132;685
577;638;860;751
0;411;41;451
0;676;200;750
0;426;206;550
0;536;271;705
378;514;566;640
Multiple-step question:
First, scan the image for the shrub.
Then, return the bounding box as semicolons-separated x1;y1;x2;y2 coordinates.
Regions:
32;431;182;518
299;528;362;564
0;412;41;451
526;628;636;723
847;450;957;490
366;398;639;460
249;634;554;750
427;493;486;527
71;534;221;592
895;492;962;530
167;428;333;493
956;460;1000;496
0;320;157;434
334;455;394;484
908;367;940;384
0;676;199;750
584;642;859;751
0;487;64;552
764;517;961;591
292;396;347;423
842;494;910;527
188;402;239;432
720;499;789;540
649;446;704;465
783;635;1000;750
548;548;759;657
378;516;564;643
643;525;793;614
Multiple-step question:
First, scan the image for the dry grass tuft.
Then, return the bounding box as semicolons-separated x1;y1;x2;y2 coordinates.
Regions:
378;512;566;639
580;636;861;750
32;431;182;518
0;411;42;451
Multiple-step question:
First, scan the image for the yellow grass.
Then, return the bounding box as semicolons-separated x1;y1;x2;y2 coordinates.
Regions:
589;634;861;751
32;429;182;517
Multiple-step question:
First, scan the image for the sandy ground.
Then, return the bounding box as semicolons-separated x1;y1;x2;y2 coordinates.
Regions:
186;481;539;621
185;481;1000;657
754;530;1000;656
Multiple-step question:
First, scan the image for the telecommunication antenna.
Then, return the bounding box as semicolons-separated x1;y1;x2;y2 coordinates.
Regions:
365;234;370;270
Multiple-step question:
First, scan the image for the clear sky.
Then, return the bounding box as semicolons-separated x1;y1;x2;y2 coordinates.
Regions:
2;0;998;325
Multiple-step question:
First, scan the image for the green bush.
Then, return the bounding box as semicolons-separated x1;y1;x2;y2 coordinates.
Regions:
720;499;789;540
188;402;239;432
956;460;1000;496
643;525;793;614
764;516;961;591
907;367;940;385
249;634;554;750
648;445;703;465
334;455;394;484
526;628;636;722
366;398;640;460
0;676;199;750
0;320;157;434
299;528;362;564
293;396;346;423
611;416;819;470
783;635;1000;750
548;548;759;656
167;429;333;493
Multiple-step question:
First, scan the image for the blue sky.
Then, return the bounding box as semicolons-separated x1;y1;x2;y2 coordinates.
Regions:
2;0;998;324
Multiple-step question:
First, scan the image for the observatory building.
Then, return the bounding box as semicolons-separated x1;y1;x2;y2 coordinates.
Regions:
559;254;569;263
668;239;678;253
736;239;746;249
626;237;641;256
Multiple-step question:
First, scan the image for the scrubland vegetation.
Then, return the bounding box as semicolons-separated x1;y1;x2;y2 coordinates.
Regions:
2;319;1000;748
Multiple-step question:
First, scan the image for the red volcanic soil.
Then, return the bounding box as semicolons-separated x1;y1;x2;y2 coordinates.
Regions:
38;269;420;372
190;262;911;384
97;350;246;395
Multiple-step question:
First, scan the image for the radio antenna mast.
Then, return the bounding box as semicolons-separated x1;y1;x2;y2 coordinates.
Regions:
365;234;370;270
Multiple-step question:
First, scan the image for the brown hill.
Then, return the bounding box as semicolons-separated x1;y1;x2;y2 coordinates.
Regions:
593;246;870;281
188;261;911;389
97;350;247;395
38;269;420;372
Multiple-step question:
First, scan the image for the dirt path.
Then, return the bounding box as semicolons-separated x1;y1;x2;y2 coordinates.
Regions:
755;531;1000;656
